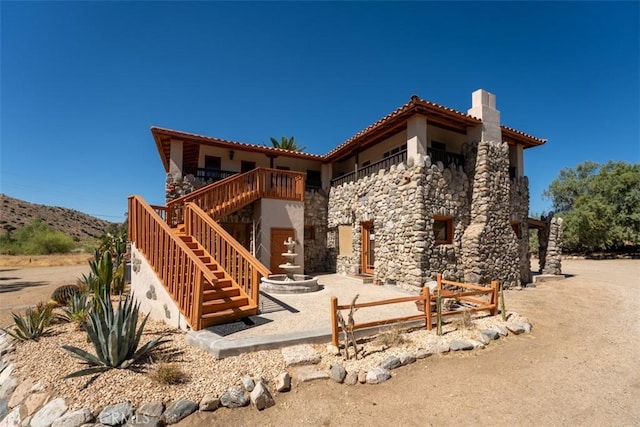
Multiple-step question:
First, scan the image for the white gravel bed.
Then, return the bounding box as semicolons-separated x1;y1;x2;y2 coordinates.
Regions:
12;318;285;410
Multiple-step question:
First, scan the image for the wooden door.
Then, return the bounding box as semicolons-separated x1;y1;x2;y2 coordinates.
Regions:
270;228;296;273
221;222;251;251
361;222;375;275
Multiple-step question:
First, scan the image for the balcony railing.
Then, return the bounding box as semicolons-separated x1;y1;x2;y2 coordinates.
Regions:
330;148;466;187
330;150;407;187
183;167;237;182
427;148;465;168
184;167;320;191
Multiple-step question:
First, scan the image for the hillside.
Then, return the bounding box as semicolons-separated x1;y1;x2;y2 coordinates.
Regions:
0;194;115;241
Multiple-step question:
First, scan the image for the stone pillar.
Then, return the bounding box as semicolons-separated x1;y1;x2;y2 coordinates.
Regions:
461;90;520;287
407;116;427;165
541;216;563;275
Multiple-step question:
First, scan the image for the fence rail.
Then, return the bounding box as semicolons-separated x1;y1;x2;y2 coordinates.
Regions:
330;273;500;345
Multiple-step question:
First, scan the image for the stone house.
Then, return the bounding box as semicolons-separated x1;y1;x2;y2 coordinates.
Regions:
129;89;546;330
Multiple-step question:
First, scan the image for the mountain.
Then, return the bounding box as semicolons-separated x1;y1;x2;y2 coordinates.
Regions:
0;194;115;241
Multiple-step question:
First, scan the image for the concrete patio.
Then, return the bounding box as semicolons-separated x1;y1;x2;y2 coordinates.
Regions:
187;273;427;358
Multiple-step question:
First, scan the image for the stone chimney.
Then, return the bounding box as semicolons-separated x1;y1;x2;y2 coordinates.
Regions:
467;89;501;143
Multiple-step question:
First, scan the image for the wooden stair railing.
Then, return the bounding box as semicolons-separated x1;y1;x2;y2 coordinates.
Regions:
128;195;217;330
184;202;270;308
166;168;306;226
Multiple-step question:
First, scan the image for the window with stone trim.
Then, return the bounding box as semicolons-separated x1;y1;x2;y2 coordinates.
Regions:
433;216;453;245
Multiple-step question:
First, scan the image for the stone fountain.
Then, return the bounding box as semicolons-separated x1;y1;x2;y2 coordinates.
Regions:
260;237;320;294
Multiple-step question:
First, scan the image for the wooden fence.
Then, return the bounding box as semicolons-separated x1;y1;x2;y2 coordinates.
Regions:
330;273;499;345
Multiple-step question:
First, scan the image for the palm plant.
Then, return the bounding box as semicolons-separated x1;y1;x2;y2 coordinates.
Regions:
2;302;53;341
61;295;167;378
269;136;306;152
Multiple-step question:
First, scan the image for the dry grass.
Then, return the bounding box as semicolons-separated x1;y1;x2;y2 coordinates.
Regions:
0;254;91;267
149;362;189;385
373;327;406;347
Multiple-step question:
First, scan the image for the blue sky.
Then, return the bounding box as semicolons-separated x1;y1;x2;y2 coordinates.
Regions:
2;1;638;222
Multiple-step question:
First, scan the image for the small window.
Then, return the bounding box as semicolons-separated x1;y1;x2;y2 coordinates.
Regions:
304;225;315;241
361;160;371;167
241;161;256;173
433;216;453;245
383;151;390;158
276;166;290;171
511;222;522;239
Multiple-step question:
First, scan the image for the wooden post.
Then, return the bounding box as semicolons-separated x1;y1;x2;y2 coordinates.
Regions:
490;280;499;316
422;286;429;330
193;272;204;330
331;296;339;346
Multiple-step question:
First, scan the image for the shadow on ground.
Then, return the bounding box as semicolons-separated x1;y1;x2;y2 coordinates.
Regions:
0;281;48;293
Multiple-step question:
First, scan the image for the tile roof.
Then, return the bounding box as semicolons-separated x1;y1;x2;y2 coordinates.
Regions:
153;94;546;171
324;95;482;160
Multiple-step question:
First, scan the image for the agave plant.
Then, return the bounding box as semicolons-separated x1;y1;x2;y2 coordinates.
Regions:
89;249;113;300
2;302;53;341
61;292;91;330
61;295;167;378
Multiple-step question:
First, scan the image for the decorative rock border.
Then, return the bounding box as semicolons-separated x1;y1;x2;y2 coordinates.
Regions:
0;316;533;426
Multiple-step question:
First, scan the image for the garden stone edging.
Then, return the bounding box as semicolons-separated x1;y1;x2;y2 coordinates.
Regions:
1;315;534;426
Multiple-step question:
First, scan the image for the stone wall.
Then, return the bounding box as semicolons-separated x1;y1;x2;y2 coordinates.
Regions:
461;141;520;288
165;173;213;203
304;190;329;273
510;176;531;284
328;156;470;291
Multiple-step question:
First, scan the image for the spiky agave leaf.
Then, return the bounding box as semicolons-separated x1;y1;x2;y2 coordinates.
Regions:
62;294;166;378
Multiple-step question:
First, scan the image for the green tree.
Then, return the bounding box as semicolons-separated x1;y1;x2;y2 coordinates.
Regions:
0;219;75;255
544;161;640;252
269;136;306;152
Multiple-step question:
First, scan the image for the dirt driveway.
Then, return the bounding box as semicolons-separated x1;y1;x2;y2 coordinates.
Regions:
1;260;638;426
0;265;89;327
181;259;640;427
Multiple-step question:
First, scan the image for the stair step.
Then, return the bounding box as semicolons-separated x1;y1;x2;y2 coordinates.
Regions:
212;278;233;288
200;304;259;326
201;296;250;313
204;286;241;299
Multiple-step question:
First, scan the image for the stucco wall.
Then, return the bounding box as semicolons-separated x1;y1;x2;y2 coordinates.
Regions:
257;198;305;272
130;245;191;331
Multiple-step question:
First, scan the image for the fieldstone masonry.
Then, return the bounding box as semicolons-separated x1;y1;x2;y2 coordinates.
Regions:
539;214;563;275
462;140;520;288
304;190;329;273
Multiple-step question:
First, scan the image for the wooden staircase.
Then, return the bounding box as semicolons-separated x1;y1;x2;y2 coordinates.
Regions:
174;227;258;326
129;168;305;330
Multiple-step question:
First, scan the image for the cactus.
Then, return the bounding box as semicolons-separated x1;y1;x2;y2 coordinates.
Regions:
62;295;167;378
500;283;507;321
50;284;82;306
2;302;53;341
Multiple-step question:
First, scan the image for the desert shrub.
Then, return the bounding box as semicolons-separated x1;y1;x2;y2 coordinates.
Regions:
150;362;188;385
0;219;75;255
374;328;406;347
62;295;167;378
2;302;54;341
